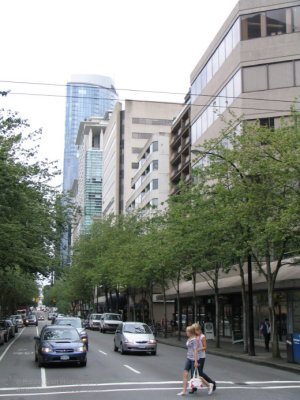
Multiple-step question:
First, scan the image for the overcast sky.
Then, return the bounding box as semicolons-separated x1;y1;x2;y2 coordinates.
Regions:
1;0;238;187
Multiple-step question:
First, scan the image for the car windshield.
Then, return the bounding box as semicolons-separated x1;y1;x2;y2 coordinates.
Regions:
42;328;79;341
123;324;152;334
55;319;82;328
92;314;102;320
105;314;121;321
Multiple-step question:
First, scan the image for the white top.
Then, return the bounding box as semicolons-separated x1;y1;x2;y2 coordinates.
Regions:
197;334;206;359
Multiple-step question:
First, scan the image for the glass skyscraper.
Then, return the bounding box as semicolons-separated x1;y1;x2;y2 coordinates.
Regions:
63;74;118;192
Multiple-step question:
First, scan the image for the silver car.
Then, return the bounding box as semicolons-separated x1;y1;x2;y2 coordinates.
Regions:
114;322;157;355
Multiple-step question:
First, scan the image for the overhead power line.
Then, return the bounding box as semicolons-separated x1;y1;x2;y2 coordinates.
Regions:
4;91;296;114
0;78;299;106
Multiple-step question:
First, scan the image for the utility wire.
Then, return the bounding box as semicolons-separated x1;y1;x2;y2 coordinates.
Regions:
4;91;295;114
0;78;299;105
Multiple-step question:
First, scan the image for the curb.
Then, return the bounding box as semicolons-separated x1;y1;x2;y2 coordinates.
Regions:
156;338;300;375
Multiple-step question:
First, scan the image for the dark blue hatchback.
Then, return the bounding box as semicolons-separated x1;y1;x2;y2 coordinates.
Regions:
34;325;87;367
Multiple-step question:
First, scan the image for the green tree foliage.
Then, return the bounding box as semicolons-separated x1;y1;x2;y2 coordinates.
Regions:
0;109;70;313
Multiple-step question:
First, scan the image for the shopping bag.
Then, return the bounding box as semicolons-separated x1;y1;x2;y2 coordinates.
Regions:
188;368;203;389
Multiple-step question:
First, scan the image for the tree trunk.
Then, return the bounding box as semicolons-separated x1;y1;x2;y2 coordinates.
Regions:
163;286;168;338
132;292;136;321
192;271;197;323
238;260;249;354
176;275;182;341
126;289;130;321
104;288;109;312
267;276;281;358
214;287;220;348
115;288;119;313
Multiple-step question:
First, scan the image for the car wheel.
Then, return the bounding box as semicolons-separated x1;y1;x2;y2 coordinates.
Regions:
113;341;118;352
102;329;105;333
121;344;126;355
38;357;44;368
4;333;8;343
151;350;157;355
35;351;38;362
80;361;87;367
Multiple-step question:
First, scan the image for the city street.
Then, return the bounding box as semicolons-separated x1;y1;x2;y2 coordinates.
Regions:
0;319;299;400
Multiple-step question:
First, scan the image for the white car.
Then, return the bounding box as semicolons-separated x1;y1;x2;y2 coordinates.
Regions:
100;313;121;333
88;313;102;330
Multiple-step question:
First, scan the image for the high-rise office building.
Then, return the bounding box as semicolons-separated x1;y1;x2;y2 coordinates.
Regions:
63;74;118;192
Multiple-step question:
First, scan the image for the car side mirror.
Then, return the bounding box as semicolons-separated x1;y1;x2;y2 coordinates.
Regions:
34;335;40;340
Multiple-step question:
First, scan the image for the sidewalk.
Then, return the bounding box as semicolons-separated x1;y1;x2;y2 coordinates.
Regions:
156;334;300;374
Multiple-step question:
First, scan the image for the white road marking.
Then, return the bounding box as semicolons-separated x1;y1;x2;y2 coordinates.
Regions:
41;368;47;388
123;364;141;374
0;385;300;398
98;350;107;355
0;329;24;362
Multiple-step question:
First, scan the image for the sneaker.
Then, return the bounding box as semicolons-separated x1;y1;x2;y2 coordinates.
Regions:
189;387;197;394
208;383;214;395
213;381;216;391
177;391;187;396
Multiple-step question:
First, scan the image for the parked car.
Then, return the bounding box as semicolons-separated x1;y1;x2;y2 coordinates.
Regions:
88;313;102;330
8;316;19;333
100;313;121;333
10;315;24;328
0;321;9;343
114;322;157;355
24;315;38;326
0;320;15;339
52;317;89;350
34;325;87;367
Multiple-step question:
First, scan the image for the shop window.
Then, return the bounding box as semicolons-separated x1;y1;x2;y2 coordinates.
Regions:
241;13;261;40
266;9;286;36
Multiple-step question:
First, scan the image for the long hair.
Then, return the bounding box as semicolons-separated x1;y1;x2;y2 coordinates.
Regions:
186;325;196;338
192;323;202;335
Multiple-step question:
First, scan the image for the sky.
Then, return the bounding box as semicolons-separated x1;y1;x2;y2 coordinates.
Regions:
0;0;238;187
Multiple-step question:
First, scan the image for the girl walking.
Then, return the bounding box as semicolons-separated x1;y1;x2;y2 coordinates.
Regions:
189;323;216;394
177;325;213;396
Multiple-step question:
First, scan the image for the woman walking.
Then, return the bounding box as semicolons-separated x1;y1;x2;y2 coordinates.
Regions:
177;325;213;396
189;323;216;394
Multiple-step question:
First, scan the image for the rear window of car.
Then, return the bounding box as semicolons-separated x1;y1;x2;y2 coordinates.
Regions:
105;314;121;321
55;319;82;328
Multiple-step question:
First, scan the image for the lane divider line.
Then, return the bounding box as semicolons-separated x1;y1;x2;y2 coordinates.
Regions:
98;350;107;355
0;328;24;363
123;364;141;374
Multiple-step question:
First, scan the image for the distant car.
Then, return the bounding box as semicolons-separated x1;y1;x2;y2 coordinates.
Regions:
88;313;102;330
48;313;55;321
34;325;87;367
100;313;122;333
53;317;89;350
0;321;9;343
114;322;157;355
37;314;45;321
11;315;24;328
24;315;38;326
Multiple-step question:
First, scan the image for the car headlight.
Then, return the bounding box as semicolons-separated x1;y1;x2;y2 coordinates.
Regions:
41;347;51;353
76;346;86;352
149;339;156;344
81;337;87;342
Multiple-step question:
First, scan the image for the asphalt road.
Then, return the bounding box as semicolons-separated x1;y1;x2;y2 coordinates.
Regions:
0;318;299;399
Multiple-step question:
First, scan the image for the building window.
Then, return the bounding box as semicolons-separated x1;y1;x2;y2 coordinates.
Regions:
293;6;300;31
295;61;300;86
152;179;158;190
268;62;293;89
266;9;286;36
241;13;261;40
259;118;275;129
243;65;267;92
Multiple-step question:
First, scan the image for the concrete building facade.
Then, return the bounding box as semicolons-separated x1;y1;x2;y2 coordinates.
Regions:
102;100;182;216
